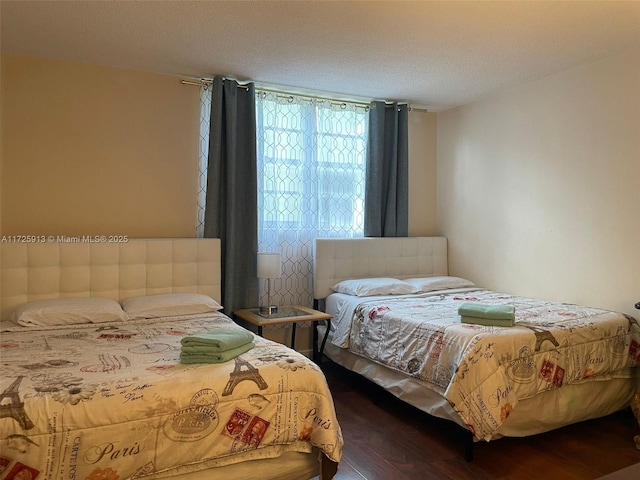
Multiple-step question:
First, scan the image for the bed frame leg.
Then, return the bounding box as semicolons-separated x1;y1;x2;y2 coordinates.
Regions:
463;430;474;462
320;453;339;480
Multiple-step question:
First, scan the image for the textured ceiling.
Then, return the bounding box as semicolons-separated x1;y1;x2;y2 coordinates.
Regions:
2;1;640;112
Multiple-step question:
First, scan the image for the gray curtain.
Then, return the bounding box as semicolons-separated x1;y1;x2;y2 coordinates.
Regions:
364;101;409;237
204;78;258;315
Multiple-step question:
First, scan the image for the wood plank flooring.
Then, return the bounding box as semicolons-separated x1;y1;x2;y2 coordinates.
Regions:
322;361;640;480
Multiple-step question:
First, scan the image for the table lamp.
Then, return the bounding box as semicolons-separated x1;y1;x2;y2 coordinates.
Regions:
257;252;281;315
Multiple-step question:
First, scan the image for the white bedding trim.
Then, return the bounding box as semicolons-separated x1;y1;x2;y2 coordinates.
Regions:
313;237;448;300
0;238;221;321
155;450;320;479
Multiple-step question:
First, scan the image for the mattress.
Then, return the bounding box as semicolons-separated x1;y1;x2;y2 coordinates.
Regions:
323;289;640;441
0;312;343;479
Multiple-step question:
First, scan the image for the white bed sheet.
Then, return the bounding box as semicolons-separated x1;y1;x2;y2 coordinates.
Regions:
155;450;320;479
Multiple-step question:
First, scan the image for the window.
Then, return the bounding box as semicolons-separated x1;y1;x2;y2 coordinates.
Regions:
256;91;368;306
197;86;369;307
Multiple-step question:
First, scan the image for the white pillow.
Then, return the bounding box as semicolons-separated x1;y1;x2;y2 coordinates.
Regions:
12;297;129;327
331;277;418;296
403;276;475;292
122;293;223;319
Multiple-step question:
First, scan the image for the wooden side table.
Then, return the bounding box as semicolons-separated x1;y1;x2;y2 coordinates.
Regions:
233;305;332;362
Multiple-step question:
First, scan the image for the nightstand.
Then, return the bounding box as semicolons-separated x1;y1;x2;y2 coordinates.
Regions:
233;305;332;362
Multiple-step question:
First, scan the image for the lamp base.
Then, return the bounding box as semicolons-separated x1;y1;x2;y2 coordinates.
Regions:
259;305;279;316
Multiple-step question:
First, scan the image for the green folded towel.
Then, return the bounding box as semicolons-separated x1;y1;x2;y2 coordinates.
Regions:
458;302;515;320
180;341;255;364
461;316;515;327
180;327;254;352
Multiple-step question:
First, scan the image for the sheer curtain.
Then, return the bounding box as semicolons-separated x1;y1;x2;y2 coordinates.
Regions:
256;91;368;307
196;84;212;238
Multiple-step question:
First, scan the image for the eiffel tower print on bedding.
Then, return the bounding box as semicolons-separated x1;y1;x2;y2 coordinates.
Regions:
0;311;343;479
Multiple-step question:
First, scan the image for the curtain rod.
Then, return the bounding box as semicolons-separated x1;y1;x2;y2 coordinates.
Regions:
180;78;429;112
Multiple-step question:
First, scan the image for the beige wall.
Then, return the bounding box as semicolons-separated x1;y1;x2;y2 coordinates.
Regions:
1;55;200;237
437;46;640;316
1;55;438;239
0;53;3;239
408;110;438;236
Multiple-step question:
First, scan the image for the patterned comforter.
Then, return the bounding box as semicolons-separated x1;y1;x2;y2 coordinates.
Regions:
0;313;342;479
342;289;640;441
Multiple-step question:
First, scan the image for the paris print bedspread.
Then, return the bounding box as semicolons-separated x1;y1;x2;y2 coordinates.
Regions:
0;313;343;479
346;290;640;441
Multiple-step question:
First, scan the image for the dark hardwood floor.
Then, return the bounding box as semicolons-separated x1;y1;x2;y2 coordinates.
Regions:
321;360;640;480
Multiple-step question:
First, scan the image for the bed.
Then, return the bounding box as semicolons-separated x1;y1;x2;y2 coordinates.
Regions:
313;236;639;457
0;238;342;480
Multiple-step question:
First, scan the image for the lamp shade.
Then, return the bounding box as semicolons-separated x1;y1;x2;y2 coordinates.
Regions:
257;252;281;279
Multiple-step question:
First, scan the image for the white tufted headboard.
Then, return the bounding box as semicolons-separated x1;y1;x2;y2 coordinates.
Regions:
0;238;221;321
313;237;448;299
